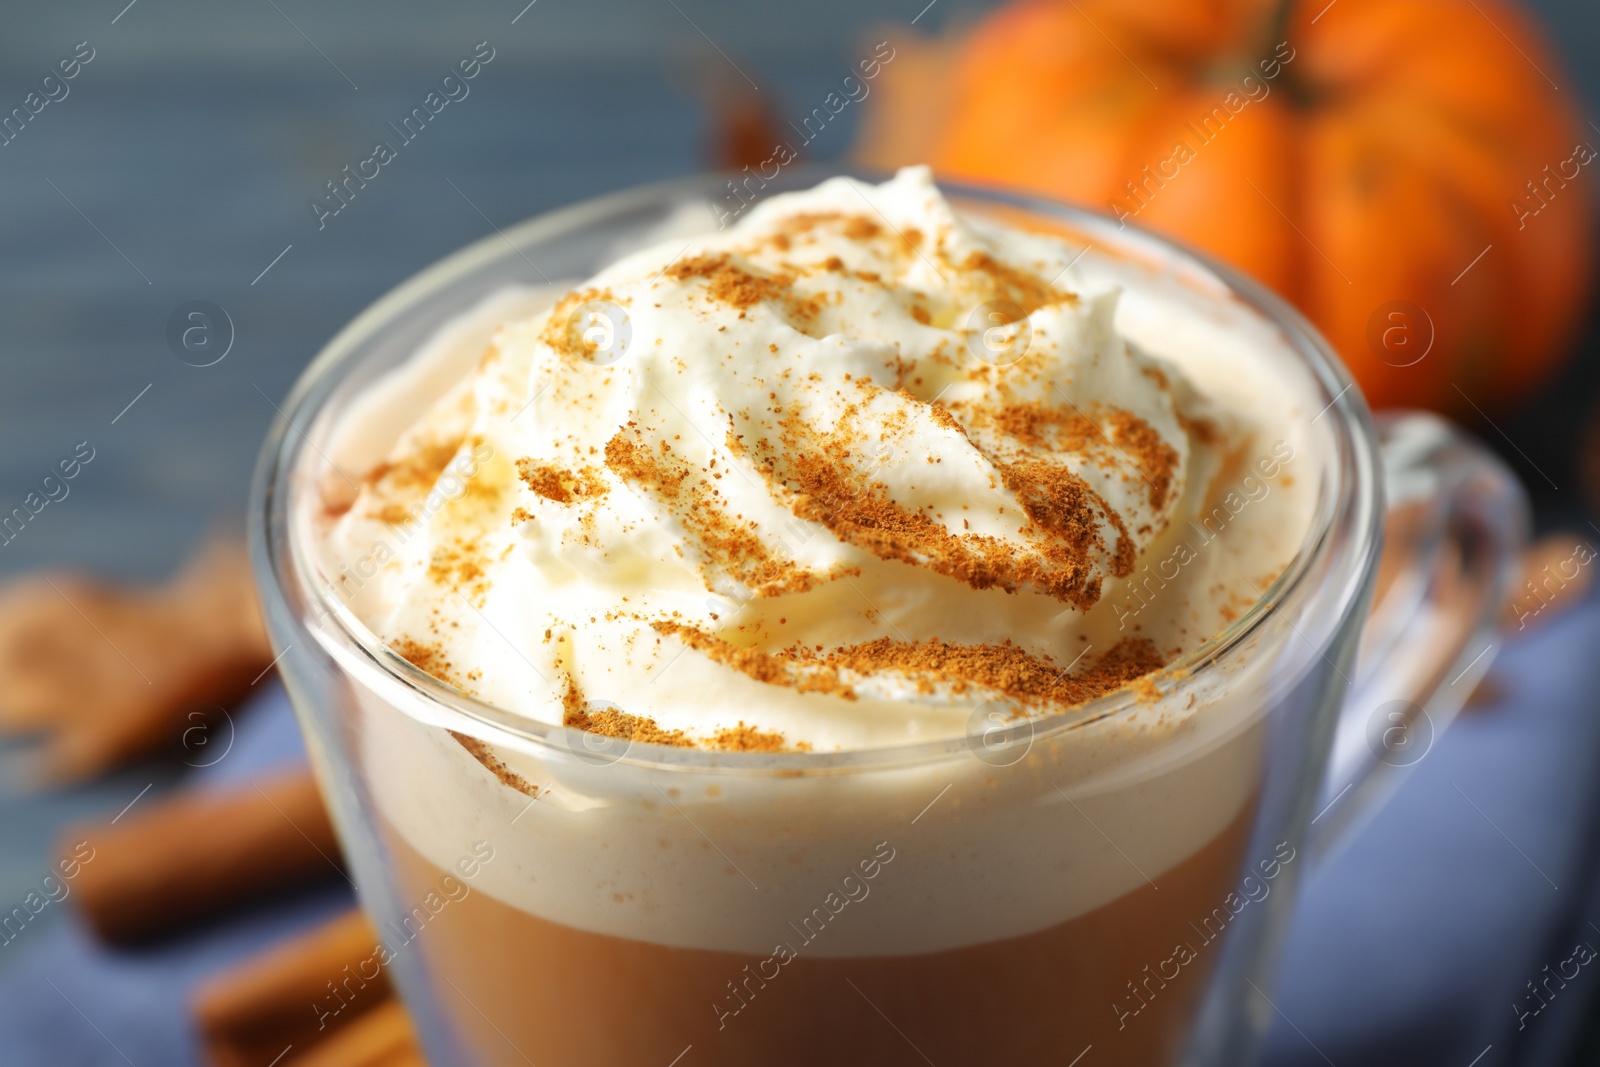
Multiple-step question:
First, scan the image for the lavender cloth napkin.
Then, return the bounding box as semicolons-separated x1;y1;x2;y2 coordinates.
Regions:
1260;589;1600;1067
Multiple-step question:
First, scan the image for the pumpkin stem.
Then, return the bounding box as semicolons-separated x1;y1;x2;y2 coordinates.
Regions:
1258;0;1313;107
1264;0;1298;52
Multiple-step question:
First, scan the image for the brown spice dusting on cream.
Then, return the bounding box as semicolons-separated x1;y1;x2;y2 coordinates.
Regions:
654;620;1163;712
841;216;880;240
561;678;694;747
557;674;807;753
427;538;490;599
321;489;357;521
395;637;455;684
365;434;465;492
375;502;414;526
605;426;841;597
667;253;783;308
711;722;810;753
765;212;880;244
958;400;1178;514
540;287;624;363
1179;412;1224;448
993;457;1128;583
968;400;1101;452
723;423;748;459
515;459;608;504
653;621;855;699
927;403;968;439
1103;408;1180;511
821;634;1164;708
449;731;542;798
666;253;788;308
753;400;1112;609
960;250;1074;314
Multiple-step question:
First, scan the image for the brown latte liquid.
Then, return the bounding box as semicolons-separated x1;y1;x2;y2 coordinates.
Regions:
382;801;1253;1067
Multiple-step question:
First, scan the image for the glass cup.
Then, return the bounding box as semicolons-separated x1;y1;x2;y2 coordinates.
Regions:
250;168;1527;1066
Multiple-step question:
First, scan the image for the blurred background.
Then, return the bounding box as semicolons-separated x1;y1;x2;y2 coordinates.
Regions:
1;0;1599;1064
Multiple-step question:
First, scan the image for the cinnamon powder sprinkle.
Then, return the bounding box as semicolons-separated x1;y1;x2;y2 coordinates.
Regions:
653;621;857;700
655;620;1164;711
961;251;1074;314
927;402;968;438
561;679;804;752
823;634;1164;707
605;425;840;597
364;433;465;492
964;400;1177;513
662;252;826;328
756;406;1111;609
666;253;792;309
711;722;811;753
515;459;607;504
1179;411;1223;448
427;538;489;599
375;502;414;525
450;731;542;799
1103;408;1180;511
790;473;1105;607
994;457;1132;583
565;701;695;748
971;400;1101;452
540;286;623;362
395;637;456;685
841;216;881;241
764;212;881;244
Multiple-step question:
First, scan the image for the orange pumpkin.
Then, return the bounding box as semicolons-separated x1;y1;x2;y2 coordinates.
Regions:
857;0;1593;411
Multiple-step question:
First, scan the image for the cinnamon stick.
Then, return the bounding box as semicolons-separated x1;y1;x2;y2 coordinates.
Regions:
1502;531;1596;632
193;909;394;1067
280;999;422;1067
63;769;342;944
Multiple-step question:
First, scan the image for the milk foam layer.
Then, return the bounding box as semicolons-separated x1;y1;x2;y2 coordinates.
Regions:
319;168;1308;753
302;169;1324;954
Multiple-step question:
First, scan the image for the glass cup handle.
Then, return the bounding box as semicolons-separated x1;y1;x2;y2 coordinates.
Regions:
1309;411;1529;850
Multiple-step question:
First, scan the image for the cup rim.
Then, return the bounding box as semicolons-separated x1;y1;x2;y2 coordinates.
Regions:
250;165;1382;775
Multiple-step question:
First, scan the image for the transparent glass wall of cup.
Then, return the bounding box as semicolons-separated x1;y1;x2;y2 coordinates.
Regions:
250;168;1526;1067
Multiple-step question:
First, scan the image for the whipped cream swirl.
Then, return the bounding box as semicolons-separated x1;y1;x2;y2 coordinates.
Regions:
321;167;1247;752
